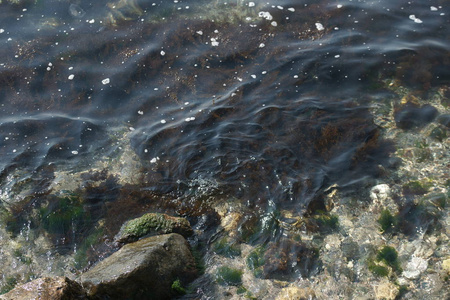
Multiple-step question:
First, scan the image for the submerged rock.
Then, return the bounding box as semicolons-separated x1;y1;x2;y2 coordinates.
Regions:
80;233;197;300
114;212;193;244
394;103;439;129
0;277;86;300
276;285;316;300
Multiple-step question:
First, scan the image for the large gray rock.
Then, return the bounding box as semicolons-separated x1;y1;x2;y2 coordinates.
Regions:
80;233;197;300
0;277;86;300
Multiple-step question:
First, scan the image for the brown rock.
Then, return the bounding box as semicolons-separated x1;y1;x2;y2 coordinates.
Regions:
80;233;197;300
0;277;86;300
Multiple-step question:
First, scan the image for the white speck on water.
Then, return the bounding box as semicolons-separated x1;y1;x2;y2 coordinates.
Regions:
138;110;144;115
259;43;265;48
160;119;166;124
293;75;299;78
262;71;267;74
251;74;256;79
46;67;51;71
430;6;438;11
185;117;195;122
409;15;423;23
334;54;340;58
214;29;219;33
258;11;273;21
150;157;160;163
71;150;78;155
89;19;95;24
68;66;73;70
196;30;203;35
154;87;159;90
0;29;4;34
337;4;343;8
277;6;283;10
271;21;277;27
160;50;165;56
68;74;74;80
12;149;17;153
102;78;110;85
211;38;219;46
129;127;135;131
315;23;325;31
237;77;243;81
249;2;255;7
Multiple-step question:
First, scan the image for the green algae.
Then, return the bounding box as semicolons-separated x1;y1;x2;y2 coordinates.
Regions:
368;246;402;277
376;246;402;274
213;237;241;258
314;213;339;233
74;227;104;269
39;193;87;236
368;263;390;277
246;245;266;278
117;212;192;243
171;279;186;295
402;180;432;196
216;266;243;286
0;276;17;295
378;209;398;233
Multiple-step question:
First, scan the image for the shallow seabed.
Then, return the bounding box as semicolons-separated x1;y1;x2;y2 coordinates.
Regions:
0;0;449;298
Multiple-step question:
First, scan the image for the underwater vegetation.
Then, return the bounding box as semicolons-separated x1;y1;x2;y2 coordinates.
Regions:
368;246;402;277
215;266;243;286
171;279;186;296
377;191;446;236
378;209;398;233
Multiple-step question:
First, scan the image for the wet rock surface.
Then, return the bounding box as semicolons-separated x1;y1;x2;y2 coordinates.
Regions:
80;233;197;300
0;277;86;300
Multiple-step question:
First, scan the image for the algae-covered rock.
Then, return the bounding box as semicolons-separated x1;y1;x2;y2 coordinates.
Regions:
114;212;193;244
0;277;86;300
80;233;197;300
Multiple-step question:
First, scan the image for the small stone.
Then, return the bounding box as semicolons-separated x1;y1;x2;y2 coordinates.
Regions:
370;184;390;203
442;258;450;273
276;286;315;300
374;279;399;300
402;256;428;279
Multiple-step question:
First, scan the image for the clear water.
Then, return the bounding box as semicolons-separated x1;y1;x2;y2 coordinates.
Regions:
0;0;448;295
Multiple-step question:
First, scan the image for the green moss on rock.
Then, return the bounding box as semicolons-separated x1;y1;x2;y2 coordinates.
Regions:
171;279;186;295
115;213;193;244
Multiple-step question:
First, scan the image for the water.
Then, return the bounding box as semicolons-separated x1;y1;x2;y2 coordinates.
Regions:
0;0;448;297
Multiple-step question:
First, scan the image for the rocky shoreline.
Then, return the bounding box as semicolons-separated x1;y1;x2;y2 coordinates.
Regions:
1;232;197;300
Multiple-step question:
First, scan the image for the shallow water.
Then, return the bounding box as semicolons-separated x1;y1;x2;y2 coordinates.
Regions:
0;0;449;295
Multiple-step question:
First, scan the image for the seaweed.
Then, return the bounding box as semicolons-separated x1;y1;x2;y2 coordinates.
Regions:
216;266;243;286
